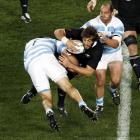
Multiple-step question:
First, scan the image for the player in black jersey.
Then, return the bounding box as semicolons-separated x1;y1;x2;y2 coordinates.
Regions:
55;27;103;116
87;0;140;90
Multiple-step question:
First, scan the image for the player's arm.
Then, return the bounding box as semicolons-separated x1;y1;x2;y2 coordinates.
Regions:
54;29;67;41
59;54;95;76
98;32;122;48
87;0;97;12
54;29;77;52
66;64;95;76
100;21;124;48
54;28;83;52
101;36;121;48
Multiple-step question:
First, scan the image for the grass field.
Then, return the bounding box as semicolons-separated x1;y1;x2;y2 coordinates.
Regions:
0;0;140;139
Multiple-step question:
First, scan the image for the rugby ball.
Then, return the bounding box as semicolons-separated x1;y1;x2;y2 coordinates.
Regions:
67;40;85;54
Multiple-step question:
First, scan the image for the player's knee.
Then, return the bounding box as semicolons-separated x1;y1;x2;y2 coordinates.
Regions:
111;78;120;87
96;79;105;87
124;35;137;47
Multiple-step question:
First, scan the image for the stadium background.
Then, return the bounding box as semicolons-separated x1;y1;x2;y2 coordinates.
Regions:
0;0;140;139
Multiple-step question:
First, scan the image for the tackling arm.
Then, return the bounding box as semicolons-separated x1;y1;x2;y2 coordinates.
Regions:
54;29;78;52
59;54;95;76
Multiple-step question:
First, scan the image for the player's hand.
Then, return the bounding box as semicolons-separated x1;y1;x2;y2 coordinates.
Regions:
98;32;108;43
87;0;97;12
62;48;72;55
113;9;118;16
66;40;78;53
59;53;72;68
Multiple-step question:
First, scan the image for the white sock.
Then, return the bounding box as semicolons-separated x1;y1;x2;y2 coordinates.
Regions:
45;108;53;115
78;100;87;107
110;85;117;93
96;97;104;106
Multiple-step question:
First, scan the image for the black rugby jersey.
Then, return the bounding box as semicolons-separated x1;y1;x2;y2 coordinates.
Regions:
112;0;140;20
65;28;103;69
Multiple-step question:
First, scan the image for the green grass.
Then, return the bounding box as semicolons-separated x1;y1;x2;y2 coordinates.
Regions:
0;0;140;139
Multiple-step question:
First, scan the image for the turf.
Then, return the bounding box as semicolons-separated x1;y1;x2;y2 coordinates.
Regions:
0;0;140;139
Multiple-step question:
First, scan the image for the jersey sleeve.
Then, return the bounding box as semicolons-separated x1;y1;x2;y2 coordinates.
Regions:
65;28;83;40
56;41;67;54
81;21;92;29
113;19;124;38
81;18;96;29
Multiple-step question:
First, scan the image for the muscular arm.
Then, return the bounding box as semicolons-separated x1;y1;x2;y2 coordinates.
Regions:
54;28;84;52
54;29;66;41
98;32;122;48
59;54;95;76
103;37;120;48
67;64;95;76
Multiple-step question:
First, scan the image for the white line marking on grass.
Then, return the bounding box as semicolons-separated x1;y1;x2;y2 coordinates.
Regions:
117;43;132;140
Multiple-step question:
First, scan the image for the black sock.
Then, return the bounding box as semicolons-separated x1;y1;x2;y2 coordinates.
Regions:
30;85;37;97
130;55;140;82
57;88;66;108
20;0;28;14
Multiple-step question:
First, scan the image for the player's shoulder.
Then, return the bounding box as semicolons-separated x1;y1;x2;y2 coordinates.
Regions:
112;16;124;26
89;16;99;23
112;16;122;24
84;16;99;25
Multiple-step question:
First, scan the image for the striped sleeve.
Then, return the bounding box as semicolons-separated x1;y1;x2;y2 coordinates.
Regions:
56;41;67;54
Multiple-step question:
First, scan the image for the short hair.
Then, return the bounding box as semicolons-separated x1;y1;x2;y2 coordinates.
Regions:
81;26;99;41
101;2;114;12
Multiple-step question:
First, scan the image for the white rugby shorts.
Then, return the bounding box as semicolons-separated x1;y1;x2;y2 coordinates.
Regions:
25;54;67;93
96;48;123;70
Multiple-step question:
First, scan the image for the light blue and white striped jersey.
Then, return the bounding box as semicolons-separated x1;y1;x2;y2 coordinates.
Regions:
24;37;66;70
81;16;124;54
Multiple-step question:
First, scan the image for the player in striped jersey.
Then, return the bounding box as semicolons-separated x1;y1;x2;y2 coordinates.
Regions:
24;37;66;71
83;3;124;114
23;29;98;131
87;0;140;90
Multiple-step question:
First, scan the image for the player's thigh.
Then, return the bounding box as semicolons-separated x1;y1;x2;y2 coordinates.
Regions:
43;54;67;82
95;70;106;86
96;53;109;70
109;61;123;83
96;53;109;85
27;60;50;93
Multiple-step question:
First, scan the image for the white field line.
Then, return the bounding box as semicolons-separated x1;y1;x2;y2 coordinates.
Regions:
117;43;132;140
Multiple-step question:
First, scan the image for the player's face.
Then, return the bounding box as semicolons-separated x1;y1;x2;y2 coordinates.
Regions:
82;37;94;49
100;5;112;24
